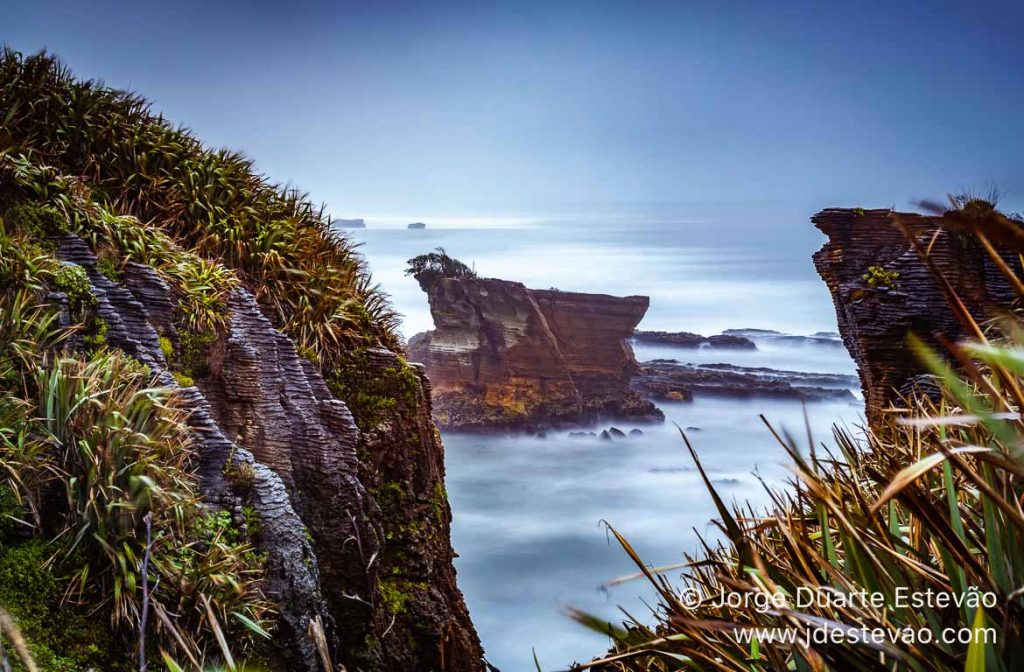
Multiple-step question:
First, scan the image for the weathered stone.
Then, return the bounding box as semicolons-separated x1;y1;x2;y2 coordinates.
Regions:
812;208;1016;422
408;277;664;430
52;234;484;671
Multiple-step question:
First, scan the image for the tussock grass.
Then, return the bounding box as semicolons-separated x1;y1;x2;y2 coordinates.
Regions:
574;204;1024;671
0;49;399;362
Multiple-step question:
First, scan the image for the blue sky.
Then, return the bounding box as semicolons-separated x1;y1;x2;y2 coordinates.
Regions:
4;0;1023;219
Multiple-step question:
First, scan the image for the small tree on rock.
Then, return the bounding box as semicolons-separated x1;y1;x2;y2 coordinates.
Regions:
405;247;477;289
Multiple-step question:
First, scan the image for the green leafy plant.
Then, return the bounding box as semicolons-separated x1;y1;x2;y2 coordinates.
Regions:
0;49;400;365
405;247;477;289
863;264;900;289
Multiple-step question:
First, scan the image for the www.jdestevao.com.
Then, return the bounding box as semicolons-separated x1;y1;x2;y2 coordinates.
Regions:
678;587;997;646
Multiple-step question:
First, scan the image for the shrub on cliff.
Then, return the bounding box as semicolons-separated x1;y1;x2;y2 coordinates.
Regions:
576;207;1024;671
0;50;479;670
0;205;271;669
405;247;477;289
0;48;398;363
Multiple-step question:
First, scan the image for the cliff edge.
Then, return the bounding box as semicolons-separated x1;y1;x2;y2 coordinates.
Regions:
813;207;1016;422
0;51;483;672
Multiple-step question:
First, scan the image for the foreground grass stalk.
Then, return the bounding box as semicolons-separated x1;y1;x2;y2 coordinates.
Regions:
572;199;1024;671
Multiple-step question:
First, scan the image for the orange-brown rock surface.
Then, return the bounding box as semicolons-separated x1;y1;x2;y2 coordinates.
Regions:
408;277;663;430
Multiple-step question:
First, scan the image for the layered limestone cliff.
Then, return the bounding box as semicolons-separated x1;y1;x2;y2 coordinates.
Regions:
813;208;1016;422
53;234;483;672
407;277;663;430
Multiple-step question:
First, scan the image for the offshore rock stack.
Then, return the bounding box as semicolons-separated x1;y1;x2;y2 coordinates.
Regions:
408;277;664;430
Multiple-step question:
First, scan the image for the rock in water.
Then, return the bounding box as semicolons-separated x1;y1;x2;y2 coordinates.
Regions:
332;218;366;228
633;359;857;402
706;334;757;349
408;278;664;430
408;222;427;229
633;330;707;347
813;208;1017;424
633;330;756;350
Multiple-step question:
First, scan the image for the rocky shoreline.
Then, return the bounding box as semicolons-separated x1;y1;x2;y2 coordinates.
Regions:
406;266;859;430
633;359;857;402
633;330;756;349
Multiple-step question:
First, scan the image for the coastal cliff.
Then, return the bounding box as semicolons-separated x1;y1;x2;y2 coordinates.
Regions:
407;277;663;430
0;52;482;672
813;207;1017;421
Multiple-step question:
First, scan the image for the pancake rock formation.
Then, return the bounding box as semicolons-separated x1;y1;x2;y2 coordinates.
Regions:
52;233;484;672
813;207;1017;422
408;277;664;430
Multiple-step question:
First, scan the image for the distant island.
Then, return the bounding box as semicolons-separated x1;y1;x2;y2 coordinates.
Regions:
332;217;366;228
408;221;427;229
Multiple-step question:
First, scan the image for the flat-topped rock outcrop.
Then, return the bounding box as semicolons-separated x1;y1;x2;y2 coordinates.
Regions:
408;277;663;430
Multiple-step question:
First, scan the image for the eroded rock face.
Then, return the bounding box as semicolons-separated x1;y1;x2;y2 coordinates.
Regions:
53;235;484;671
812;208;1016;422
408;277;663;430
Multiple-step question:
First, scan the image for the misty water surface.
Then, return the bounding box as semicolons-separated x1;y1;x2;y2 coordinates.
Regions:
346;215;863;670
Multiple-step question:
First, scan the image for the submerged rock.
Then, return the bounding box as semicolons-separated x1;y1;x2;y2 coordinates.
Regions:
721;328;844;348
633;330;756;350
632;330;706;347
629;428;644;437
706;334;756;350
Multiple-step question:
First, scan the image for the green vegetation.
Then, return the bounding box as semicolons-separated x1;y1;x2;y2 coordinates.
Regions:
326;348;421;432
1;347;272;667
575;205;1024;671
379;578;429;616
0;540;120;671
0;51;378;669
0;48;398;361
863;264;900;289
52;264;92;305
0;48;438;670
405;247;477;289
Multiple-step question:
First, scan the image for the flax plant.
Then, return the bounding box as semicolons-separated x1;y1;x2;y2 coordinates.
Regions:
575;203;1024;671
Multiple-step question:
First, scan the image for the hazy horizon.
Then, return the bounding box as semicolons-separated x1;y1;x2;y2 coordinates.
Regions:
4;0;1023;221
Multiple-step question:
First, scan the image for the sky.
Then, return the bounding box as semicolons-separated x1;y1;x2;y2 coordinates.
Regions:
3;0;1023;220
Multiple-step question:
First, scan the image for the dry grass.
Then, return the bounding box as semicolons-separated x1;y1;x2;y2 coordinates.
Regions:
572;205;1024;671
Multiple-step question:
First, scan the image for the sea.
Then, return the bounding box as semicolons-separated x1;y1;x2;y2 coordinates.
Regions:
344;206;864;671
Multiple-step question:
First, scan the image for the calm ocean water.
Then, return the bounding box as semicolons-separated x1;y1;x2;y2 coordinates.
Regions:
346;212;863;670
